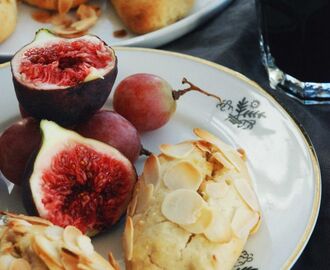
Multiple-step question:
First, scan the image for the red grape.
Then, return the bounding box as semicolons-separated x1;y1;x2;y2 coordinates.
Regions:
113;74;221;132
113;73;175;132
0;117;41;185
75;110;142;163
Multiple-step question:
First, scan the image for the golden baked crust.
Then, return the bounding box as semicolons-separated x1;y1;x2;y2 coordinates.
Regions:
22;0;87;12
111;0;195;34
123;129;261;270
0;0;17;43
0;212;119;270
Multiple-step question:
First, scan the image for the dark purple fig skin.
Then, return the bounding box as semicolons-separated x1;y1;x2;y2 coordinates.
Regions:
22;150;39;217
0;117;41;185
13;58;118;126
75;110;142;163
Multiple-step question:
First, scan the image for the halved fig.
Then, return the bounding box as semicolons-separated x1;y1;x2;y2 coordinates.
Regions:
11;29;118;126
23;120;137;235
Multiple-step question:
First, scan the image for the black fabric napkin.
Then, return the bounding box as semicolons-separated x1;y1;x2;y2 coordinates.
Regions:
163;0;330;269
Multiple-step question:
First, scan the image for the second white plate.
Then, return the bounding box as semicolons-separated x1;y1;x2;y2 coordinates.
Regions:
0;0;232;57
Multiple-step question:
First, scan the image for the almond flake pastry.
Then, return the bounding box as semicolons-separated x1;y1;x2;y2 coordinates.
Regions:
123;128;261;270
0;212;119;270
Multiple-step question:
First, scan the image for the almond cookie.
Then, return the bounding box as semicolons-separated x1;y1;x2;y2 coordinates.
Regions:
123;128;261;270
0;212;119;270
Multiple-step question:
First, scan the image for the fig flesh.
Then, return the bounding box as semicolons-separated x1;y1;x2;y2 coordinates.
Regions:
23;120;137;235
11;29;118;126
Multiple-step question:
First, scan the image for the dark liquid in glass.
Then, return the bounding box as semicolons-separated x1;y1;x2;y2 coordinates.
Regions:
257;0;330;83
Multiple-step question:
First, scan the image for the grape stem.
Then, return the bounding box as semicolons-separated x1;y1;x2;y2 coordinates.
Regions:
172;78;222;103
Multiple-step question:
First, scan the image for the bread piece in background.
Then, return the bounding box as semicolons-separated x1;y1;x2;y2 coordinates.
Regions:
22;0;87;13
0;0;17;43
111;0;195;34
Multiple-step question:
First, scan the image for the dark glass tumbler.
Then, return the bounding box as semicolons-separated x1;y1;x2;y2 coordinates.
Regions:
256;0;330;104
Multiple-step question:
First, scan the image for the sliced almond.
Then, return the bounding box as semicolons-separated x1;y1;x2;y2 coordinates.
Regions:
51;14;73;26
44;226;63;241
127;194;138;217
193;128;241;171
135;183;154;214
33;235;62;268
3;213;51;226
108;252;120;270
77;235;94;256
132;213;143;225
212;152;234;170
76;4;98;19
142;154;160;188
204;209;232;243
11;219;32;227
11;225;28;235
9;258;31;270
89;5;101;17
214;171;239;183
0;255;15;270
250;215;262;235
194;128;232;152
60;248;79;270
52;25;84;36
63;226;82;252
58;0;73;14
161;189;206;225
205;181;230;199
181;206;213;234
1;242;13;253
237;148;246;160
233;177;260;212
56;30;88;38
159;142;195;159
0;227;8;240
71;16;98;32
195;141;212;153
163;161;203;191
231;207;260;239
77;264;89;270
81;253;114;270
27;215;53;226
10;220;32;234
123;216;134;261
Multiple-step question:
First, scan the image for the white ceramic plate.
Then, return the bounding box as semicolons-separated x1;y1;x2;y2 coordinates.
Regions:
0;0;232;58
0;48;321;269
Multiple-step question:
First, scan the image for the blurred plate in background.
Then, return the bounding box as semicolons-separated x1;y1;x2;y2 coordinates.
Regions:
0;0;232;58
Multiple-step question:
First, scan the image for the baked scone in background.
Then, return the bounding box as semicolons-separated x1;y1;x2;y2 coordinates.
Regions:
123;128;261;270
111;0;195;34
0;0;17;43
